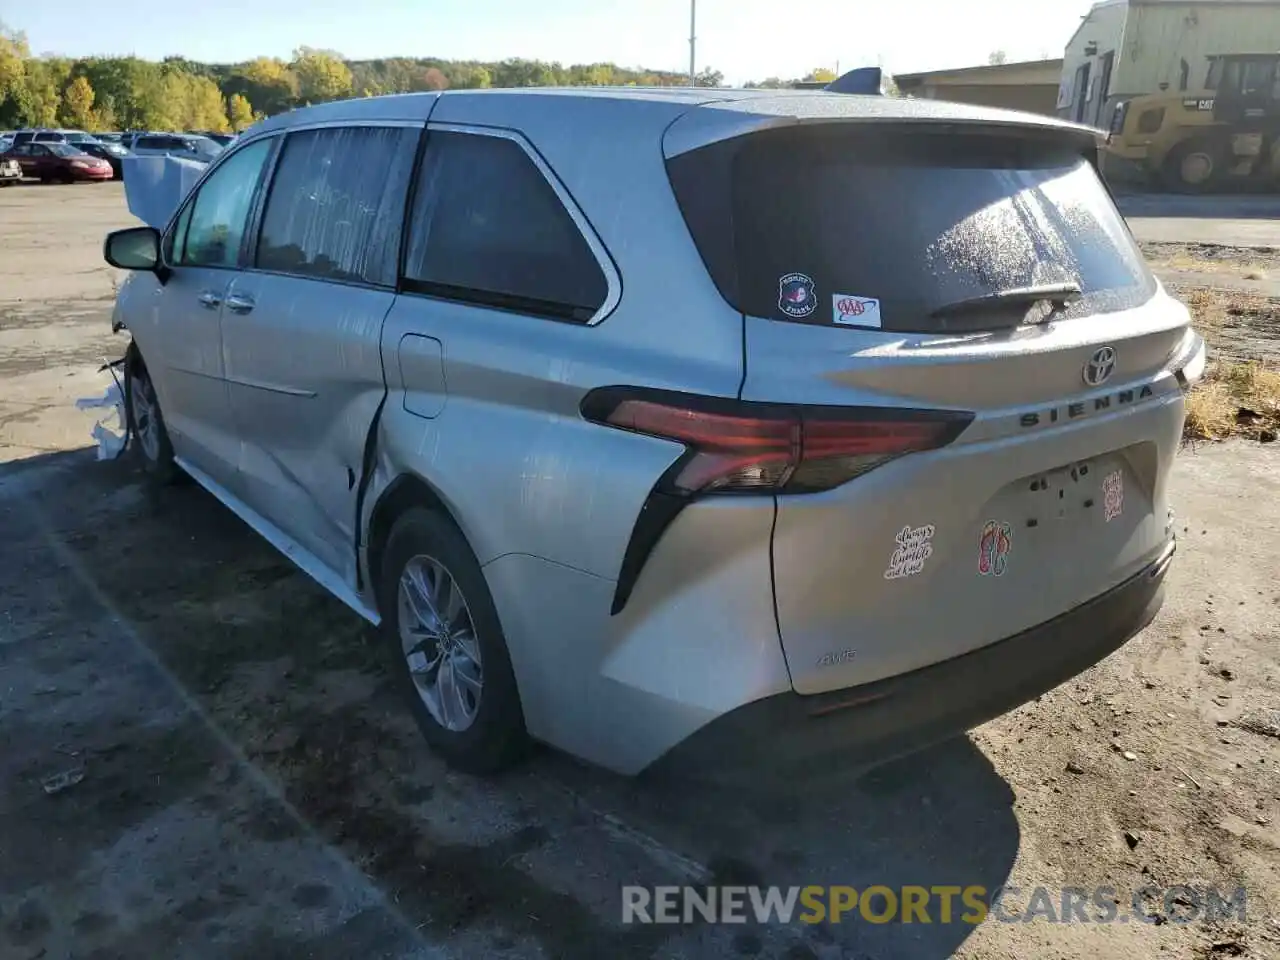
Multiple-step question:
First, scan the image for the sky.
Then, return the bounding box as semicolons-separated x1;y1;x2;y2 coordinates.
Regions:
8;0;1096;84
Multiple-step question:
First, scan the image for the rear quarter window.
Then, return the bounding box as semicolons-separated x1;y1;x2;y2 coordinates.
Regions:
402;130;609;322
668;125;1155;333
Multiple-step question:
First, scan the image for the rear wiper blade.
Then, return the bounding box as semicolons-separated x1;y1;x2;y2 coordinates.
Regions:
929;282;1083;319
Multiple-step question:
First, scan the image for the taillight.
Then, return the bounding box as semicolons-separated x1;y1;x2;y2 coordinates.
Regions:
581;387;972;496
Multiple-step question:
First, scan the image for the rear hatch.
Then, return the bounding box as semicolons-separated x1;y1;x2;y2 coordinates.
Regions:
666;113;1190;696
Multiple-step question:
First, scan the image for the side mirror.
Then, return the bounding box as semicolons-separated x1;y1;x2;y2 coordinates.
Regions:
104;226;165;276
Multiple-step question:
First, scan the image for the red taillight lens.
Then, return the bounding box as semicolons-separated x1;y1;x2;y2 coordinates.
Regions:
582;388;972;495
606;399;799;492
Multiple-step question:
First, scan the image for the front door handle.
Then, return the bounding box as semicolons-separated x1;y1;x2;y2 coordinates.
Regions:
224;294;255;314
197;290;222;309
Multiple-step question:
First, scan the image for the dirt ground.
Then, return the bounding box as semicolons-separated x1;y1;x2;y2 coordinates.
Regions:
2;182;1280;960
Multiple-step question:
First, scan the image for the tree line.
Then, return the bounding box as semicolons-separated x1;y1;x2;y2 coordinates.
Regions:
1;20;873;135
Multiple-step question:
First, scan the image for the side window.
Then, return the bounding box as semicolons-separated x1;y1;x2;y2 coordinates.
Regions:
403;131;609;321
255;125;418;286
176;138;273;269
1206;59;1222;90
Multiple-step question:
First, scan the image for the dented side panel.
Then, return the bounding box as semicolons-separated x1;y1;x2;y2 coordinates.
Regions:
221;271;396;586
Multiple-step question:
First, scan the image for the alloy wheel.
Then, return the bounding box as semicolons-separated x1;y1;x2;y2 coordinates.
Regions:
398;554;484;732
130;374;161;462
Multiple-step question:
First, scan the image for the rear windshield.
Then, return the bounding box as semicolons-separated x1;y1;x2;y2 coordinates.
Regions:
667;125;1155;332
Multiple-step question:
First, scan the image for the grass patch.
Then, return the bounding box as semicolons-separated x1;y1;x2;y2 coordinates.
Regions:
1149;250;1272;279
1180;288;1280;442
1185;359;1280;442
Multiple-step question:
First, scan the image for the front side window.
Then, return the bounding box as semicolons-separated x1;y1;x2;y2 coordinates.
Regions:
1242;59;1277;94
403;130;608;322
255;125;418;286
175;138;273;268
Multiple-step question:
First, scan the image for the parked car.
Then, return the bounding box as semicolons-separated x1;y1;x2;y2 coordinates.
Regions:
101;88;1204;782
11;128;102;149
189;130;237;147
0;155;20;185
128;132;222;163
96;132;125;145
76;140;129;178
3;142;113;182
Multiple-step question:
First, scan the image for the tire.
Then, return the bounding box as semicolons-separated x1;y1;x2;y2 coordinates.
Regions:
377;507;528;774
1161;138;1224;194
123;352;182;485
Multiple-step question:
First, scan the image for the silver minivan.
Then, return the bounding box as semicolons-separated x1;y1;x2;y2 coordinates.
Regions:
103;88;1205;781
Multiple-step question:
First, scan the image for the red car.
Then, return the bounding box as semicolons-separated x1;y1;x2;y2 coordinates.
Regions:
1;142;113;182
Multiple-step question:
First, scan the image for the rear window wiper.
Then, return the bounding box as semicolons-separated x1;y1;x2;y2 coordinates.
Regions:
929;282;1083;320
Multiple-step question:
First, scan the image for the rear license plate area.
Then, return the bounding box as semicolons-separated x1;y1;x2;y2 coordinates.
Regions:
1024;460;1105;526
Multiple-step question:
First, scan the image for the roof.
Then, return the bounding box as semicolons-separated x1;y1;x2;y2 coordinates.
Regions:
894;58;1064;86
247;86;1099;163
1065;0;1128;51
262;85;1086;123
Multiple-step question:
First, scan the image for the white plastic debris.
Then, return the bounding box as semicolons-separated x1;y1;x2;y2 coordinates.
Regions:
76;384;127;460
42;767;85;795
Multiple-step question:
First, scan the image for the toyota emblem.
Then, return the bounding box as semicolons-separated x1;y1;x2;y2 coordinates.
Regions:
1083;346;1117;386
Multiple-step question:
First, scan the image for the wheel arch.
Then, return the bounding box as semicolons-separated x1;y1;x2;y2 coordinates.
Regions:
366;470;469;611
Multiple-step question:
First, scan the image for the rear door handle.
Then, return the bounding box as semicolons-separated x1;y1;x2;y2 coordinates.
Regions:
197;290;222;309
224;294;255;314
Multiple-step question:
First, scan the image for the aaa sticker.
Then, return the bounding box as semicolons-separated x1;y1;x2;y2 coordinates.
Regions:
978;520;1012;577
884;524;935;580
832;294;882;329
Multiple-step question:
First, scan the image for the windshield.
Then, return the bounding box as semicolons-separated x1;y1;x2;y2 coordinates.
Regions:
187;136;222;155
48;144;87;158
668;125;1154;332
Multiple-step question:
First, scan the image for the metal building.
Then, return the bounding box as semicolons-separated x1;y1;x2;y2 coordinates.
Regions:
1059;0;1280;129
892;60;1065;115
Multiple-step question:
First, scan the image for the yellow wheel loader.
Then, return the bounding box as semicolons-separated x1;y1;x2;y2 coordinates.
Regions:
1106;53;1280;193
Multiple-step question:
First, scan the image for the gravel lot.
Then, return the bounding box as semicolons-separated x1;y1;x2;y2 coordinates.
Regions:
3;182;1280;960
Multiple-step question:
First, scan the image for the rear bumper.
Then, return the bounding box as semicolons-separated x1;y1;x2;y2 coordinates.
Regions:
646;538;1174;784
